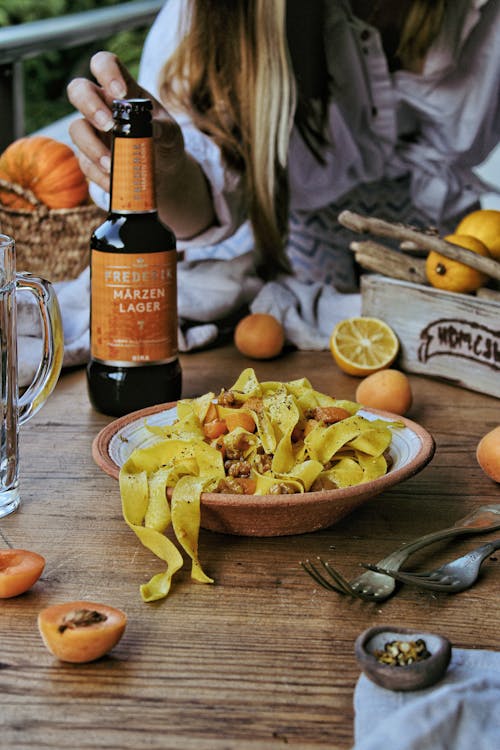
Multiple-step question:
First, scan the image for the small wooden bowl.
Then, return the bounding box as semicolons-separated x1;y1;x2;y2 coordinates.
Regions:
355;625;452;692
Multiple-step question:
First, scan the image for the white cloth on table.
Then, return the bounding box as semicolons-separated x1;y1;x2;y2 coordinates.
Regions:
16;254;361;388
352;647;500;750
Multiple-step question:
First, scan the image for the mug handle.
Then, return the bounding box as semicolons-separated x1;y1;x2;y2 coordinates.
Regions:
16;273;64;424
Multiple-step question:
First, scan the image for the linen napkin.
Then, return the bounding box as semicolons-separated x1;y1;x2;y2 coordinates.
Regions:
16;252;360;387
352;647;500;750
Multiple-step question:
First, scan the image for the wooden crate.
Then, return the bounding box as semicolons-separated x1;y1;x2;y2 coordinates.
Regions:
361;275;500;398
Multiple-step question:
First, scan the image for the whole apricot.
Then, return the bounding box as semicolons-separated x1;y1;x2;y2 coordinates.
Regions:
355;369;413;416
476;426;500;482
234;313;285;360
38;601;127;663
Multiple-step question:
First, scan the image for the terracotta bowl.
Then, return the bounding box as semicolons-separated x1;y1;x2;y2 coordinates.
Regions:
92;402;435;537
355;625;452;692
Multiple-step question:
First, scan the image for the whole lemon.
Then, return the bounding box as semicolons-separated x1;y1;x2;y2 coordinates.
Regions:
476;426;500;482
425;234;490;293
455;209;500;261
234;313;285;359
355;369;413;415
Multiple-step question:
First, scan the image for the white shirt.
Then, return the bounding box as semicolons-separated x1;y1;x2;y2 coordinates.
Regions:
134;0;500;249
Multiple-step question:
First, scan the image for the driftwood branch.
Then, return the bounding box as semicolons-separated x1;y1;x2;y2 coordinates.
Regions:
338;210;500;282
476;287;500;303
349;240;427;284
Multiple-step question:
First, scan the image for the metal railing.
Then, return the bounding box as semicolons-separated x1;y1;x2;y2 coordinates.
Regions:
0;0;164;151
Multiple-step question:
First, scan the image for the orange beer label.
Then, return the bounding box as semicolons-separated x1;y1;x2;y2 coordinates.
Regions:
91;250;178;365
111;138;155;212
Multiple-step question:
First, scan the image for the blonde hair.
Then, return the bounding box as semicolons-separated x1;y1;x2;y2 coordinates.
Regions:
397;0;448;71
160;0;295;276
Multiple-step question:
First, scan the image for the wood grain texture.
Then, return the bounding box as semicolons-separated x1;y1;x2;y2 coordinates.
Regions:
362;275;500;398
338;210;500;280
1;348;499;749
349;239;427;284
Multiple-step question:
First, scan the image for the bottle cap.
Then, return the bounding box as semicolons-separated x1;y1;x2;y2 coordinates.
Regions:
112;98;153;120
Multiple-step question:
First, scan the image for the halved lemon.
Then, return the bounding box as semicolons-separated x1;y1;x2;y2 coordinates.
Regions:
330;317;399;376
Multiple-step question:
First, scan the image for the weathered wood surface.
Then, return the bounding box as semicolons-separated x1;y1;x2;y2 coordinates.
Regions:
349;239;427;283
477;286;500;302
361;274;500;398
1;347;499;750
339;210;500;280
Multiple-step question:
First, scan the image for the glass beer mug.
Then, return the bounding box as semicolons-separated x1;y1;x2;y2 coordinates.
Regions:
0;234;63;517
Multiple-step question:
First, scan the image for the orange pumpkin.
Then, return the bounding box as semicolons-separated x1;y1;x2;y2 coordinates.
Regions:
0;136;89;210
0;165;34;210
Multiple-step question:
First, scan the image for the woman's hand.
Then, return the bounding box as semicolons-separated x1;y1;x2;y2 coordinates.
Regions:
67;51;184;193
67;51;215;238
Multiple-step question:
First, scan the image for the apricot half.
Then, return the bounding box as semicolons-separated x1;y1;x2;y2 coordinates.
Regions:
0;549;45;598
38;601;127;663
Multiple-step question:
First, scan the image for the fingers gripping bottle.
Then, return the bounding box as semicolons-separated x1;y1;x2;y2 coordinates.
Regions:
87;98;182;416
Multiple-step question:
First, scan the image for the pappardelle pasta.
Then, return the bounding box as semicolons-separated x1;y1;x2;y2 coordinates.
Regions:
119;368;402;602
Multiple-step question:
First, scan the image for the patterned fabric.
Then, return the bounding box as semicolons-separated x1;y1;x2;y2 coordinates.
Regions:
184;175;475;292
286;175;472;291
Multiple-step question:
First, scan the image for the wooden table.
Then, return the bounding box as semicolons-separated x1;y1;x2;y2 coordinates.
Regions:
2;345;499;749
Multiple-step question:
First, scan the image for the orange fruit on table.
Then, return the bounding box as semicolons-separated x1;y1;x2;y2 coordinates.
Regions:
455;209;500;261
425;234;490;293
329;317;399;377
234;313;285;360
355;369;413;415
476;426;500;482
38;601;127;663
0;548;45;598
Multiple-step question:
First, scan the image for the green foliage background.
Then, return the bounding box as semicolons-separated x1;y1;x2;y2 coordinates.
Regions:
0;0;149;133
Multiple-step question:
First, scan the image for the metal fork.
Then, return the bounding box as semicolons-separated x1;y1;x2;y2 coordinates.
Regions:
301;504;500;601
363;538;500;593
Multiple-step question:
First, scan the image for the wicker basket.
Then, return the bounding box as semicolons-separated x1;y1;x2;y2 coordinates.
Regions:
0;178;106;282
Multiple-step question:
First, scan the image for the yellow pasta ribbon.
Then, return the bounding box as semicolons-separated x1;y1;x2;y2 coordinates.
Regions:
305;416;365;465
171;475;215;584
348;425;392;457
321;458;364;488
119;465;184;602
231;368;263;397
356;451;388;482
119;440;222;600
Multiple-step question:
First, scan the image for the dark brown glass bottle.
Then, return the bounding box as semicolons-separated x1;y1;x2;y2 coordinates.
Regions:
87;98;182;416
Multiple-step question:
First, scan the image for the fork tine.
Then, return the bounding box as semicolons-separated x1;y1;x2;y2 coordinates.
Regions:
301;558;357;596
318;559;367;599
301;559;345;594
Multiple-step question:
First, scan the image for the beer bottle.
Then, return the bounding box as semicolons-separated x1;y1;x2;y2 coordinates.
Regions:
87;98;182;416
